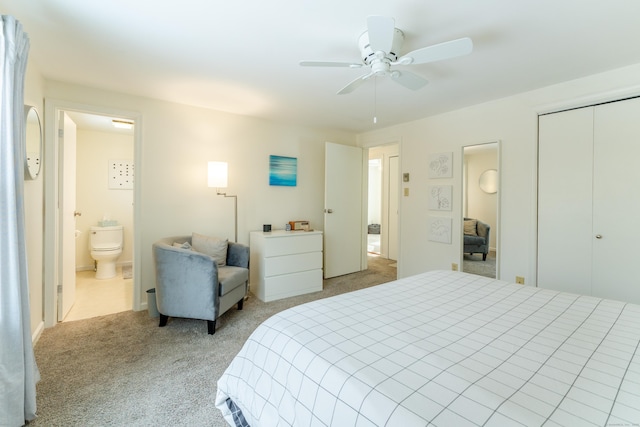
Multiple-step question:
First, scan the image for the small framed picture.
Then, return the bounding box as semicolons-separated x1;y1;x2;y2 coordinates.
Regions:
428;216;452;244
428;152;453;179
269;155;297;186
428;185;452;211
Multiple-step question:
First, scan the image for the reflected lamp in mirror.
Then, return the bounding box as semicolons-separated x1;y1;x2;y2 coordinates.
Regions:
479;169;498;194
24;105;42;180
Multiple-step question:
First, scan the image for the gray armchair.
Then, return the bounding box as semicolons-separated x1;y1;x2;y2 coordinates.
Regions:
152;235;249;334
463;218;491;261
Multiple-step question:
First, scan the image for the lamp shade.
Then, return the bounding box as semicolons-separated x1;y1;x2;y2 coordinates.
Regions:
208;161;228;188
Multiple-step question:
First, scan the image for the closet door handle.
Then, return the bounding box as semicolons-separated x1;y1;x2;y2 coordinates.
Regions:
595;234;602;239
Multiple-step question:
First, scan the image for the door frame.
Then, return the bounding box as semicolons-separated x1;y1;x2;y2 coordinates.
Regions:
360;139;401;276
43;98;142;327
460;141;501;279
58;112;77;320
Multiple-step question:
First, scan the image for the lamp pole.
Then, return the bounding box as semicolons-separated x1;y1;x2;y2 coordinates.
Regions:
217;190;237;242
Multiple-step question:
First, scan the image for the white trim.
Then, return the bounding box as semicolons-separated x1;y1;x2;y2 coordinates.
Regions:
31;321;45;345
535;86;640;116
43;98;143;327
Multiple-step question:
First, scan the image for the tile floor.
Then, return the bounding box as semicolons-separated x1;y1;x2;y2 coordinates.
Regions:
63;267;133;322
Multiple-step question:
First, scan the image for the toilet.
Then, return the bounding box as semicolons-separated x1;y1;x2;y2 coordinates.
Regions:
90;225;124;279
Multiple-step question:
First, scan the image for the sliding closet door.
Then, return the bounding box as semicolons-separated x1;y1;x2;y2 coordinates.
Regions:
591;97;640;303
539;97;640;304
538;107;594;295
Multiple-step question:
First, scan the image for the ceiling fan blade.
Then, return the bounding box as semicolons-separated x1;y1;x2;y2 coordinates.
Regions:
398;37;473;65
300;60;363;68
366;15;395;53
390;70;429;91
337;72;373;95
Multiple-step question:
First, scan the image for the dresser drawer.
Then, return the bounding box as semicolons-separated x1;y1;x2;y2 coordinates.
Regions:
263;269;322;301
264;233;322;257
264;251;322;276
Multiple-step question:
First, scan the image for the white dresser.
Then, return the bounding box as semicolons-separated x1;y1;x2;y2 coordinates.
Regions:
249;230;323;302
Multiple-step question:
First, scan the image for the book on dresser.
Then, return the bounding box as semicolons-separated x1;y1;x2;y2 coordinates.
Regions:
249;230;323;302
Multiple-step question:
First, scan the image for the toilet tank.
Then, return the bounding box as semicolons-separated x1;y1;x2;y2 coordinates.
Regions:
90;225;124;250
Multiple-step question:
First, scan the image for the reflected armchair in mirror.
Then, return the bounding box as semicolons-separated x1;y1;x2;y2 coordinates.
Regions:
463;218;491;261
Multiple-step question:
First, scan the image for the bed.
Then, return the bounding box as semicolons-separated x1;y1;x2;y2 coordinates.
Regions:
215;270;640;426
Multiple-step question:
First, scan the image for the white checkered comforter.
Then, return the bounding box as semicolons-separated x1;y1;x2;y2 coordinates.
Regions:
216;270;640;426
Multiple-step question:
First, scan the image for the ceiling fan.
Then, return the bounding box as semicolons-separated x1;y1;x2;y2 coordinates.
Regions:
300;16;473;95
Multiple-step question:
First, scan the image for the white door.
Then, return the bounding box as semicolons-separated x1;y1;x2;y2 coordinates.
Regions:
387;155;399;261
538;97;640;305
538;107;594;295
324;142;363;278
591;98;640;303
58;112;77;320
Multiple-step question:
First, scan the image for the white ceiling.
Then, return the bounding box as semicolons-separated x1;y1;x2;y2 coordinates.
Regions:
4;1;640;133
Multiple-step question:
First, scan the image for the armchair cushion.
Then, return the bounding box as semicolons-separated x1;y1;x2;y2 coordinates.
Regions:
219;266;249;297
464;235;485;246
192;232;228;266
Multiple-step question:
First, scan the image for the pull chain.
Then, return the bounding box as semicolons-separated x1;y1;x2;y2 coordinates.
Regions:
373;77;378;124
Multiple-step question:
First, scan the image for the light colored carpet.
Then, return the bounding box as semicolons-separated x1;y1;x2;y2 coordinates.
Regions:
30;256;397;426
462;250;496;278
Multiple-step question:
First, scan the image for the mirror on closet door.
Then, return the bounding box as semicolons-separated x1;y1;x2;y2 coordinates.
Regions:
24;105;42;180
462;141;499;278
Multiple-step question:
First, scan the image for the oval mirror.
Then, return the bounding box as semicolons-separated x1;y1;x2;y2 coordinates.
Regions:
479;169;498;194
24;105;42;180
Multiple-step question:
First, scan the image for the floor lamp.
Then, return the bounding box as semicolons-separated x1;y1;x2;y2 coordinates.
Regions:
208;161;238;242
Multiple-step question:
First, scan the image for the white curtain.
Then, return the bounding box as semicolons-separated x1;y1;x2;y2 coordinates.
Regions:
0;15;39;426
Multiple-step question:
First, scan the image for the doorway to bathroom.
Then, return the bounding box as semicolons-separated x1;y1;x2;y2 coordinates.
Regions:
60;111;135;322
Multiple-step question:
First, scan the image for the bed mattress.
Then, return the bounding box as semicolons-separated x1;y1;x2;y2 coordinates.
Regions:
216;270;640;426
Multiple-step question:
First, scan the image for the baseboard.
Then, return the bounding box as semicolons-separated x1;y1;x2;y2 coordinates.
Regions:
32;321;45;345
76;261;133;273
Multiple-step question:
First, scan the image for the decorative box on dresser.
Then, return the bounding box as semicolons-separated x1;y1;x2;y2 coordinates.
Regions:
249;230;323;302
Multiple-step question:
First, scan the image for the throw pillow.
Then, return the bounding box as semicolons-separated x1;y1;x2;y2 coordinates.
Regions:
173;241;192;250
464;219;478;236
192;233;228;266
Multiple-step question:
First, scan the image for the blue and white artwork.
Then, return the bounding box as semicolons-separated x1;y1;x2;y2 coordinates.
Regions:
269;155;297;186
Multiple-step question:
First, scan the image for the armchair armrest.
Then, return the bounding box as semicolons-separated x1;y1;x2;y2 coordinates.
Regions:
477;220;491;241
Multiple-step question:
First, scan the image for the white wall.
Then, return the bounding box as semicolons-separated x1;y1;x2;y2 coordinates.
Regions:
75;128;134;270
43;81;357;316
23;62;45;337
359;63;640;285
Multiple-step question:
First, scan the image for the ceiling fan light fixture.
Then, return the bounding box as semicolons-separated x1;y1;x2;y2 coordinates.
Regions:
300;15;472;95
